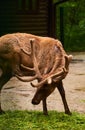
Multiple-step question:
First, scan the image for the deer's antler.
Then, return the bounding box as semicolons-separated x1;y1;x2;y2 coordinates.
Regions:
16;39;42;82
16;39;72;88
31;54;73;88
30;67;66;88
16;55;71;88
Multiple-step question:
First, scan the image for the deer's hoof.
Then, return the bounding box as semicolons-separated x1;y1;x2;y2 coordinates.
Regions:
65;111;72;115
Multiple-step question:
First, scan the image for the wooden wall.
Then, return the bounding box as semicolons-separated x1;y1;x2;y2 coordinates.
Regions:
0;0;53;37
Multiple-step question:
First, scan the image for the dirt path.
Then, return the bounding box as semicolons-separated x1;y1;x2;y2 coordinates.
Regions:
1;52;85;114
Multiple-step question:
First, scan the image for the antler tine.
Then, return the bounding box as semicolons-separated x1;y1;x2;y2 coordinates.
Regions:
20;38;35;56
64;54;73;72
31;79;47;88
21;64;34;71
64;55;69;71
15;74;38;82
21;48;31;56
30;38;42;79
68;55;73;62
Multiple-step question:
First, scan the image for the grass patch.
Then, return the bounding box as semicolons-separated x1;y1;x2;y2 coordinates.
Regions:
0;111;85;130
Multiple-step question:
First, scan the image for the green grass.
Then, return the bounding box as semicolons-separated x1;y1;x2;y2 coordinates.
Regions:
0;111;85;130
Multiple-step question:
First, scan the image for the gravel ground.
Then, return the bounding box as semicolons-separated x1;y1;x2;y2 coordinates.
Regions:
1;52;85;114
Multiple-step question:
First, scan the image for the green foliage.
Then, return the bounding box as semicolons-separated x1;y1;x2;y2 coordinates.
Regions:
0;111;85;130
56;0;85;51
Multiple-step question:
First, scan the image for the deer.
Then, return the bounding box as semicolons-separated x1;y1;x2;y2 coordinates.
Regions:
0;33;72;114
15;37;72;115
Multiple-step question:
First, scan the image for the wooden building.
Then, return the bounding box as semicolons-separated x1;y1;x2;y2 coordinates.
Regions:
0;0;55;37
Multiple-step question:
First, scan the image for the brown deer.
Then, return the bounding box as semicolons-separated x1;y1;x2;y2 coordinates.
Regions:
16;37;72;115
0;33;72;114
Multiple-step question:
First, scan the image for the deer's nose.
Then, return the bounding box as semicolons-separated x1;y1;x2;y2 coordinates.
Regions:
31;99;40;105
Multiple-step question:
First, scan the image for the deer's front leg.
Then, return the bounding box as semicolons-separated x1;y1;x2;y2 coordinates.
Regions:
42;98;48;115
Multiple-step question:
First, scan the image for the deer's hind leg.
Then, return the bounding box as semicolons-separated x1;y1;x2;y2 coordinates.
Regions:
57;81;71;115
